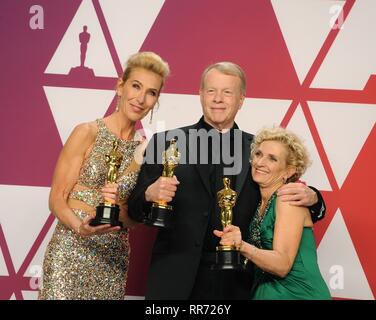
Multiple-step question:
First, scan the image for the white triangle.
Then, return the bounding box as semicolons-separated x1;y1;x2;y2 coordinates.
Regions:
286;105;332;190
312;0;376;89
24;219;57;280
100;0;165;65
0;247;9;276
309;101;376;188
236;98;292;134
271;0;345;83
45;0;116;77
9;293;16;300
21;291;38;300
0;185;51;273
317;210;374;300
140;93;203;140
44;86;115;144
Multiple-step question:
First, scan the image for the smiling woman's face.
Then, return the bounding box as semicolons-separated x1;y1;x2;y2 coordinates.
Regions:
117;67;163;122
251;140;294;189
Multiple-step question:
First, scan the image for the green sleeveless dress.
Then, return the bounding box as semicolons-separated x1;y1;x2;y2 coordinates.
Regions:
248;193;331;300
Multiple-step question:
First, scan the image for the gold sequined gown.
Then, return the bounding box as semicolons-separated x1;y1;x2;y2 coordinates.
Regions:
39;119;141;300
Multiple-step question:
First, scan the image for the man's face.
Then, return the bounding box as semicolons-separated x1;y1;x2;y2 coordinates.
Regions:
200;68;245;131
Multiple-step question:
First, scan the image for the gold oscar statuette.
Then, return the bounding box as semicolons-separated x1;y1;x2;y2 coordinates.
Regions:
212;177;243;270
144;138;181;228
90;139;123;227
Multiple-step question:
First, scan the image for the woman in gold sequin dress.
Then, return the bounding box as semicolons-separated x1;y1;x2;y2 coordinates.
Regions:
39;52;170;300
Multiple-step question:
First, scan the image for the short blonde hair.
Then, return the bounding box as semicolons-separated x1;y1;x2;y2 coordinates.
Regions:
200;62;246;95
250;126;311;182
122;51;170;92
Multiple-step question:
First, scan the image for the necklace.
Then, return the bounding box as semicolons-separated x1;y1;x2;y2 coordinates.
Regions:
248;192;277;248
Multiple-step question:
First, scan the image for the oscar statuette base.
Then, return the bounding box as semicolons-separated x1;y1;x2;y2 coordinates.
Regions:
89;203;123;228
143;202;174;228
211;246;244;270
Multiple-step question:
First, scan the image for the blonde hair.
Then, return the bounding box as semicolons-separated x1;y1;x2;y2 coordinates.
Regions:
250;126;311;182
200;62;246;95
121;51;170;92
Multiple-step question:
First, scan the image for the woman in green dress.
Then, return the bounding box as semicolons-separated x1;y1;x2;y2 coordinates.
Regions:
214;126;331;300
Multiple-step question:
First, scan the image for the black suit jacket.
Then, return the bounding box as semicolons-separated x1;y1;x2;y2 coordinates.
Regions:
128;120;260;299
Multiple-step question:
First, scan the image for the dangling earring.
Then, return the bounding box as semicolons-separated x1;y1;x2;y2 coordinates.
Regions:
115;96;120;112
149;108;154;124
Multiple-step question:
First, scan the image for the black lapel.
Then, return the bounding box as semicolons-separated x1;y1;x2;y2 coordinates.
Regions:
235;132;253;195
195;164;212;196
191;121;213;196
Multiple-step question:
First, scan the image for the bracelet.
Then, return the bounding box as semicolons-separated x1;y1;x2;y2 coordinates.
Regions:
236;240;243;251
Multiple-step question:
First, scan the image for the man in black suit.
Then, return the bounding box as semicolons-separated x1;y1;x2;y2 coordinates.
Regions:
128;62;325;299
